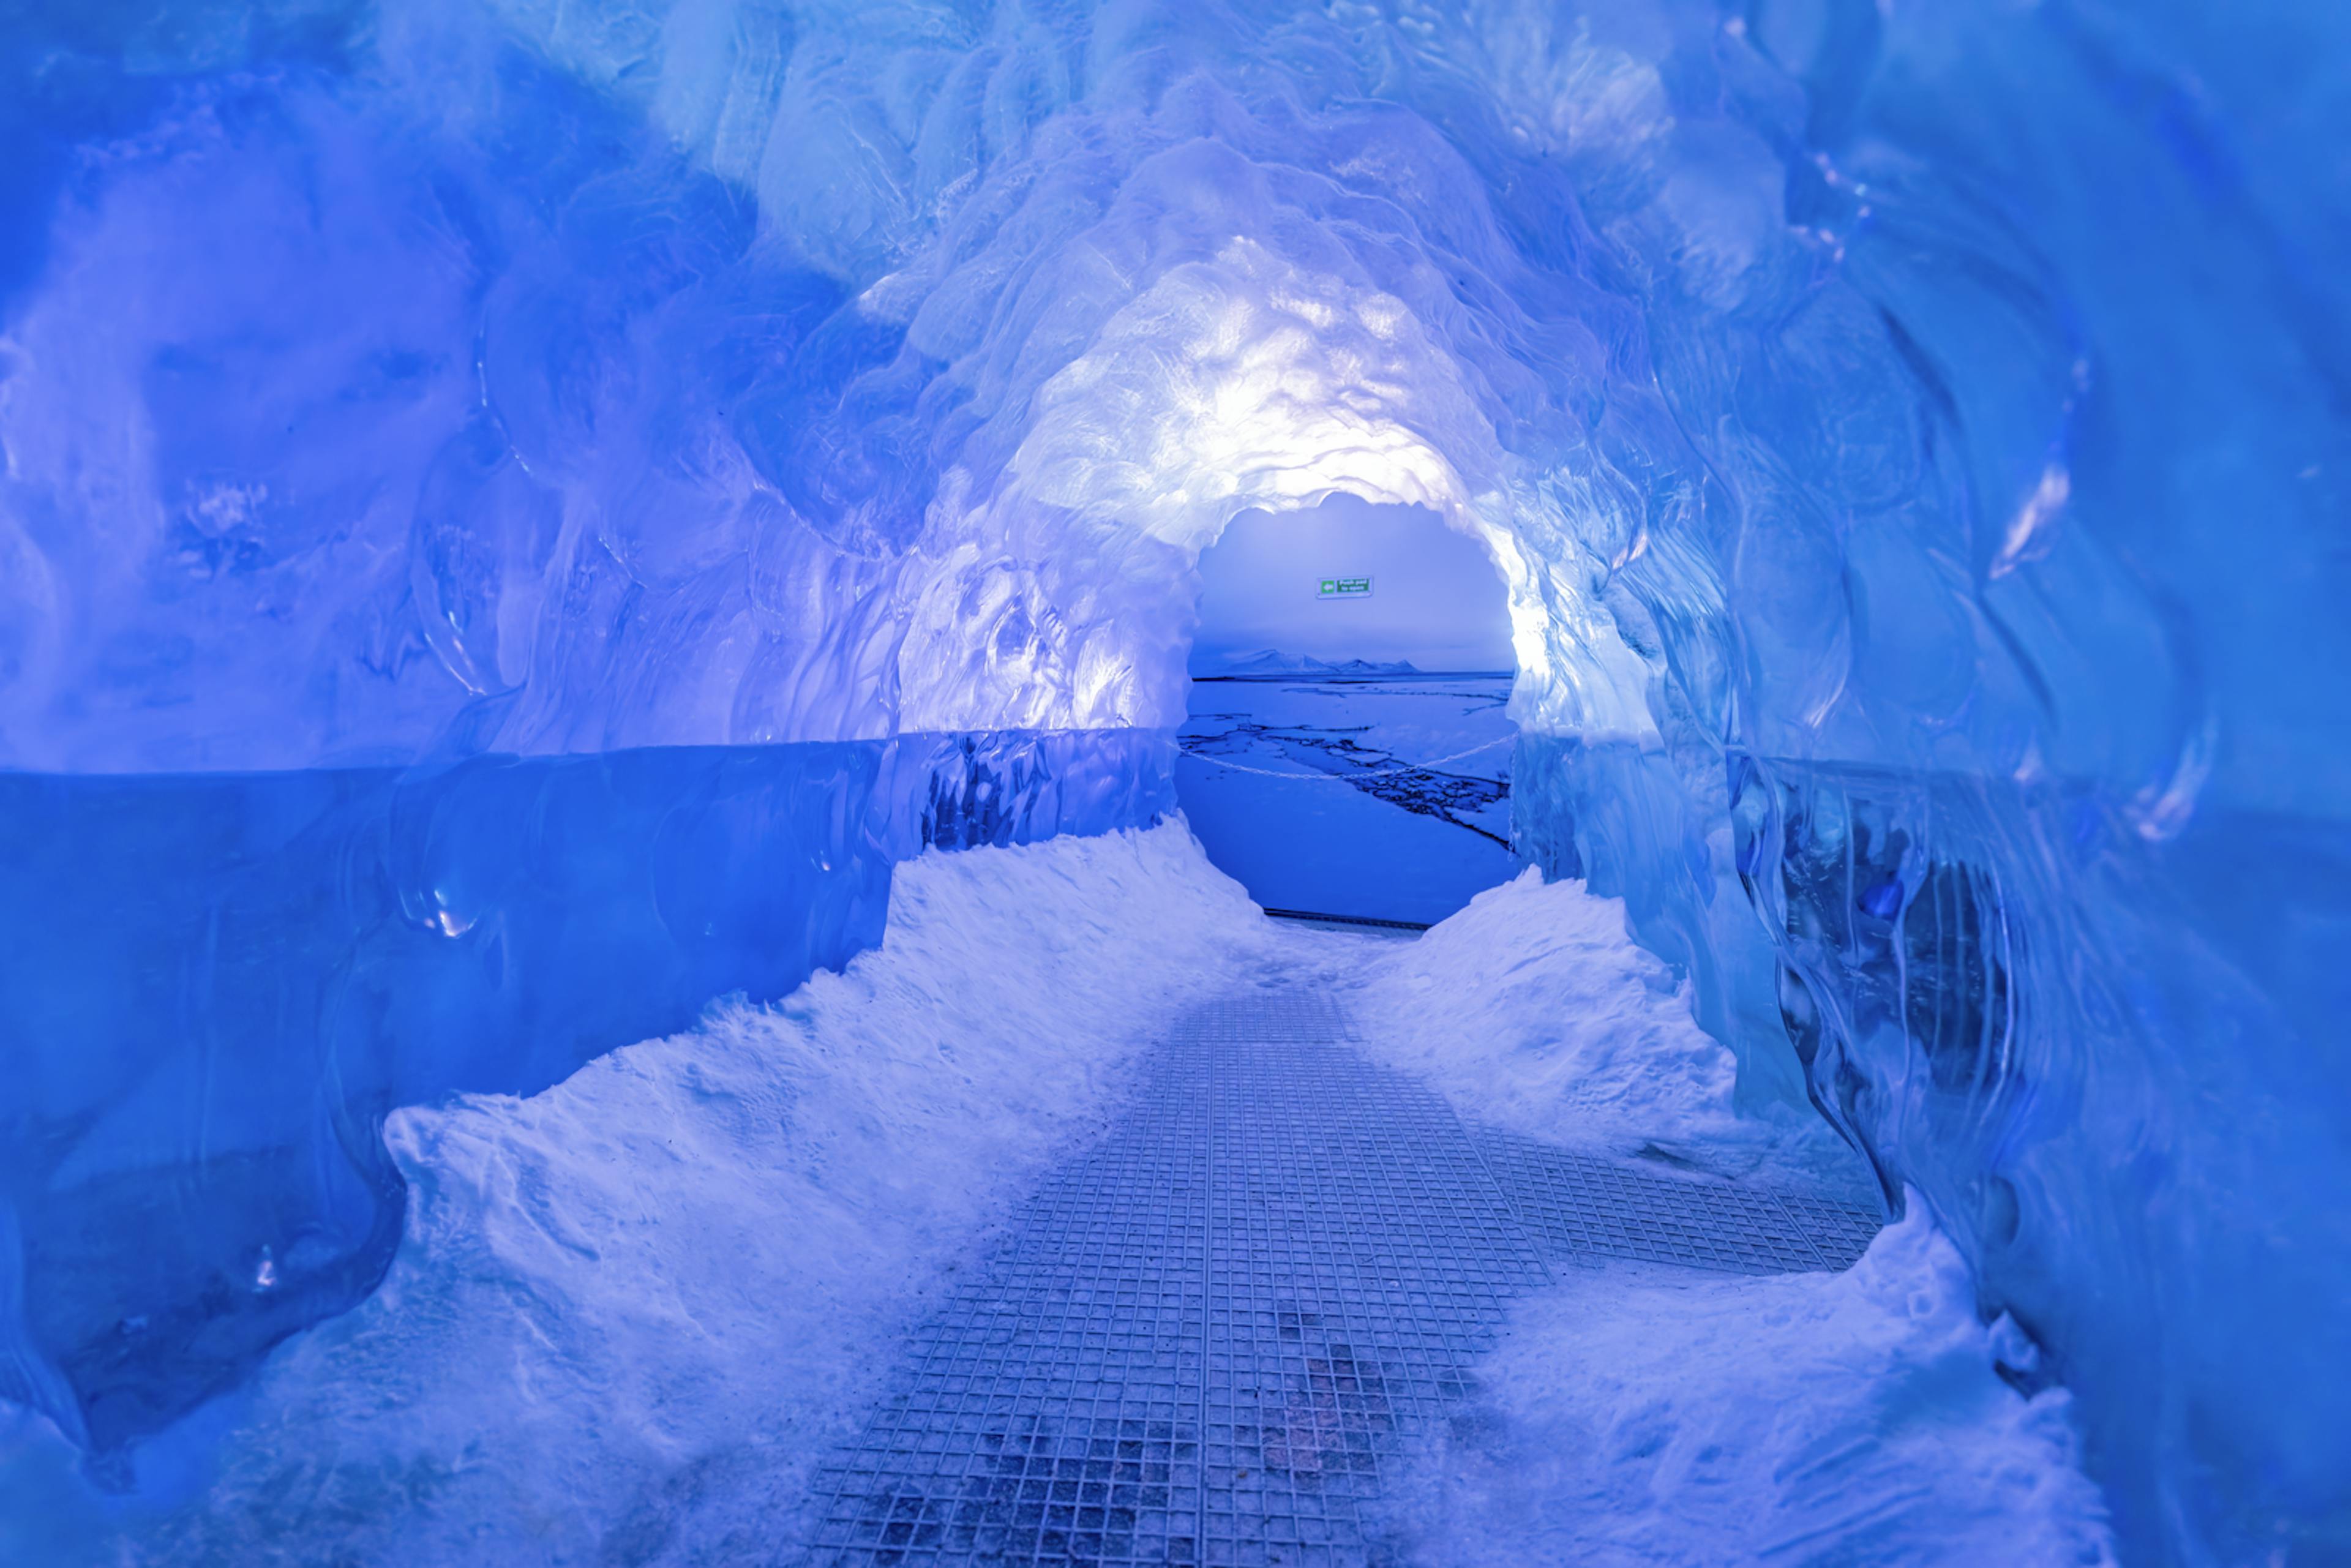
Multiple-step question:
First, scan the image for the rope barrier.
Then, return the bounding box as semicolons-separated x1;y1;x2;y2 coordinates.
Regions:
1176;732;1513;782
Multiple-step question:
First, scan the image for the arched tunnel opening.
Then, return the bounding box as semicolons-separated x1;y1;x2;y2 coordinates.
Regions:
1179;494;1520;926
0;4;2345;1566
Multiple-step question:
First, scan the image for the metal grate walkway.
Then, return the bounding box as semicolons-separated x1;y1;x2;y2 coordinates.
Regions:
800;986;1880;1566
1475;1130;1881;1276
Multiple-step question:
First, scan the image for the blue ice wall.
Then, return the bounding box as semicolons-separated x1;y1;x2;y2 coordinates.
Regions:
2;1;2347;1561
1493;8;2351;1561
1;731;1171;1452
0;1;1185;1466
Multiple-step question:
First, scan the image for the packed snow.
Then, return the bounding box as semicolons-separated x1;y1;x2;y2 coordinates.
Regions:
4;827;1272;1563
1375;1206;2118;1567
1;825;2110;1564
1346;868;1862;1189
23;827;2116;1561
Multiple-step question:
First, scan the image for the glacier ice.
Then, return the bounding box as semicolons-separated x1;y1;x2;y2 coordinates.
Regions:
1;0;2347;1562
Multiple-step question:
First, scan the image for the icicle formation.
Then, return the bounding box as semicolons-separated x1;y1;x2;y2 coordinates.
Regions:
0;2;2344;1562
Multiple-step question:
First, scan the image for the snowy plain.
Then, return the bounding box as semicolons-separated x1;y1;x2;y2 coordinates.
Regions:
1178;672;1518;925
2;823;2113;1564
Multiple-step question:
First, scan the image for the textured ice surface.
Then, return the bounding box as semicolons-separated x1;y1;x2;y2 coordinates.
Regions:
2;0;2346;1559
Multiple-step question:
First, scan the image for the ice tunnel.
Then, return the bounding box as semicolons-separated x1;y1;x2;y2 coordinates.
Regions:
1;1;2345;1564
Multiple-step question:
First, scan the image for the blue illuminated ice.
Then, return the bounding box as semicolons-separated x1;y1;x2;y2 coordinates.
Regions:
0;829;2118;1565
1;0;2345;1562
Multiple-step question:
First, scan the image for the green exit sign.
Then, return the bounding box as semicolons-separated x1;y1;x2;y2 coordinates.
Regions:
1318;576;1373;598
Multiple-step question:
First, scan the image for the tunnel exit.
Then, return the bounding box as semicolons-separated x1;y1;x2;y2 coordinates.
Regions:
1177;494;1520;926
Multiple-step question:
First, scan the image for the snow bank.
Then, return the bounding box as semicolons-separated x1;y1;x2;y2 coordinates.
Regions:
100;823;1267;1565
1343;866;2108;1564
1378;1200;2118;1567
1346;868;1850;1182
0;826;2118;1566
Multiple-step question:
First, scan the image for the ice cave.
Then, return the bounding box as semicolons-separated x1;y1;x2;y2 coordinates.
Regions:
0;1;2344;1564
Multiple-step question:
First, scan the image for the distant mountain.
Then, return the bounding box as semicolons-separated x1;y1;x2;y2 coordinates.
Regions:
1198;650;1423;678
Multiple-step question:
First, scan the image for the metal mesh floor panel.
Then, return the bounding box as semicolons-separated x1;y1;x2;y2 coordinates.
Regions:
1196;1027;1549;1564
1475;1130;1883;1275
801;988;1883;1565
806;1041;1216;1566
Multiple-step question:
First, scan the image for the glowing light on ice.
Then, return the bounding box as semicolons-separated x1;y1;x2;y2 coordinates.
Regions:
1991;463;2071;579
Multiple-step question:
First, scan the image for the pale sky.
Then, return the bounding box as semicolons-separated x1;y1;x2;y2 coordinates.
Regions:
1190;494;1515;672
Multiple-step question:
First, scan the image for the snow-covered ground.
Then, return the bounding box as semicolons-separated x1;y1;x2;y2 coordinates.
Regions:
3;827;1284;1564
1344;868;1865;1190
1373;1209;2119;1567
1335;874;2112;1563
2;823;2115;1564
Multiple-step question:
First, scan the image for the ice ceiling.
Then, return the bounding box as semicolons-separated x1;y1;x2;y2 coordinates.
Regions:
1;1;2346;1563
